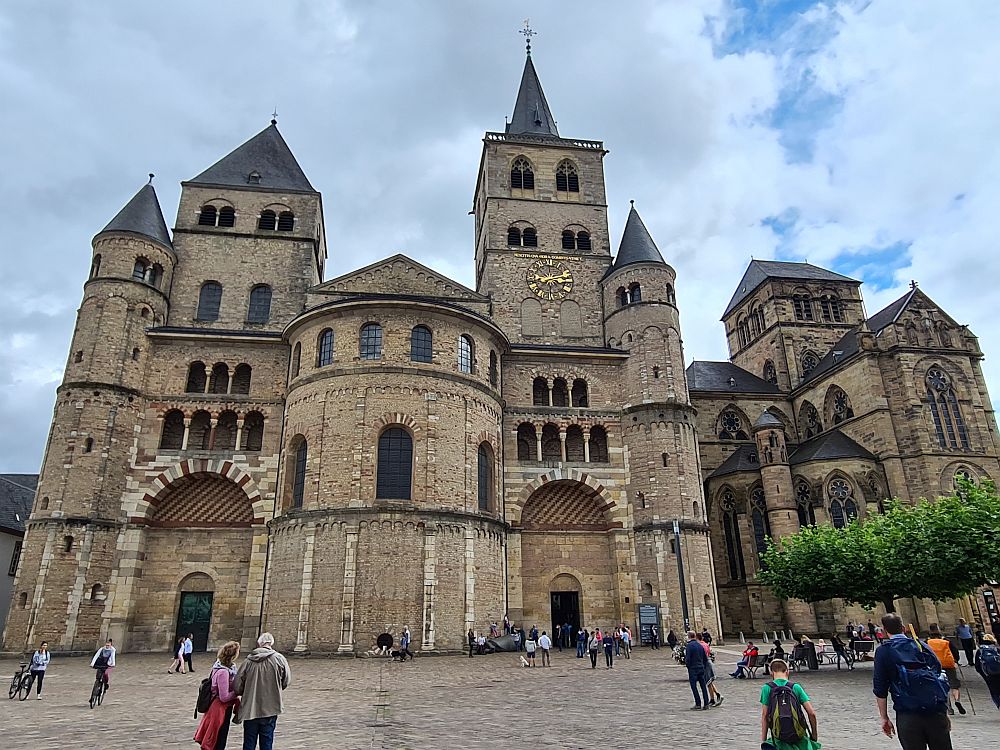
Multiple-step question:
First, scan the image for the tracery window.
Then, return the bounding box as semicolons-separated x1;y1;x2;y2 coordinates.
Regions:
830;387;855;425
721;490;746;581
801;351;820;377
828;478;858;528
316;328;334;366
795;481;816;527
763;360;778;385
360;323;383;360
718;410;749;440
750;488;772;560
555;160;579;192
410;325;433;363
799;402;822;439
510;157;534;190
376;427;413;500
925;367;970;450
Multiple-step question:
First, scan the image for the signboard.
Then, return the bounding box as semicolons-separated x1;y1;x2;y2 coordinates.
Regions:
637;604;660;645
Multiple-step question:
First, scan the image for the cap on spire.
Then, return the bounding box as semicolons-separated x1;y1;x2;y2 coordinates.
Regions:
97;182;172;249
506;24;558;137
187;123;316;193
611;203;665;271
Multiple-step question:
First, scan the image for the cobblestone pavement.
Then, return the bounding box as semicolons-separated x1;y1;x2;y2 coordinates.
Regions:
2;646;998;748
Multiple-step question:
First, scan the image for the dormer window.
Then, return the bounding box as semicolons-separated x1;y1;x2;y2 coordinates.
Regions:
248;171;261;184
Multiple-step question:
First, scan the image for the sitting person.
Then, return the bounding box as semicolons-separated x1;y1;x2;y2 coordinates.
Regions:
731;641;759;678
765;640;785;667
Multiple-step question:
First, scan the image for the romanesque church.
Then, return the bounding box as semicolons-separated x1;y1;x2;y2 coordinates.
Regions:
5;49;998;654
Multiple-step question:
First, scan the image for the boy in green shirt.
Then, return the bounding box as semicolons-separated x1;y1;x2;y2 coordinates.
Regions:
759;659;821;750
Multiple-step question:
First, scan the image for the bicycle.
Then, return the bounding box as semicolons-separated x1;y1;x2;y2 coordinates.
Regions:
89;666;108;709
8;663;33;701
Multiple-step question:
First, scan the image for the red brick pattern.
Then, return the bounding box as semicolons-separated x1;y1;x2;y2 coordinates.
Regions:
519;479;615;530
148;472;254;527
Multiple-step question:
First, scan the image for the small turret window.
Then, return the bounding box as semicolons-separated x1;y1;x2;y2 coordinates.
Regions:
132;258;150;281
198;205;218;226
458;335;475;373
149;263;163;288
218;207;236;227
90;254;102;279
247;284;272;324
316;329;334;367
196;282;223;322
510;157;534;190
628;282;642;303
258;210;277;231
555;160;579;193
277;211;295;231
665;283;675;304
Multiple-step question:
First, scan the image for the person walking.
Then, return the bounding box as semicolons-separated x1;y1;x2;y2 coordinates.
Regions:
973;633;1000;709
760;658;820;749
90;638;117;691
468;628;476;658
539;631;552;666
830;634;854;671
699;632;724;707
955;618;976;668
650;624;660;650
169;636;187;674
233;633;291;750
873;613;952;750
588;629;600;669
400;626;414;661
667;629;678;650
685;631;711;710
524;634;537;666
622;626;632;659
927;625;965;715
184;633;195;673
603;629;615;669
701;628;712;645
576;627;586;658
28;641;50;699
194;640;241;750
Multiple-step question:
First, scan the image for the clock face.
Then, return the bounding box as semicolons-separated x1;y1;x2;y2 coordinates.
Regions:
525;258;574;301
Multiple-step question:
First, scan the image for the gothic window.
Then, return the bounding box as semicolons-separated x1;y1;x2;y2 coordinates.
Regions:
291;343;301;378
410;325;433;363
793;292;813;321
532;377;549;406
159;410;185;450
576;231;591;251
189;411;212;450
507;226;522;246
718;410;749;440
665;283;675;304
510;157;535;190
218;206;236;227
458;335;474;373
208;362;230;394
795;481;816;527
196;281;223;321
801;351;820;377
720;490;746;581
799;402;822;439
477;442;494;511
185;361;207;393
316;328;334;366
243;411;264;451
820;294;844;323
926;367;970;450
517;423;537;460
541;424;561;461
562;230;575;250
571;378;588;407
828;478;857;528
565;425;585;462
521;228;538;247
555;160;579;192
231;364;252;395
552;377;569;407
590;425;609;463
215;411;238;451
866;475;885;512
750;488;771;560
763;360;778;385
247;284;272;324
132;258;150;281
90;254;102;278
258;210;277;231
277;211;295;231
628;283;642;303
198;205;218;226
360;323;383;360
376;427;413;500
291;437;307;508
829;387;855;424
489;350;498;387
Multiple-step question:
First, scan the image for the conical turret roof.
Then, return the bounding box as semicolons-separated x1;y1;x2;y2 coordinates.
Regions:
506;55;559;137
611;204;665;271
188;123;316;193
98;182;172;249
753;410;784;430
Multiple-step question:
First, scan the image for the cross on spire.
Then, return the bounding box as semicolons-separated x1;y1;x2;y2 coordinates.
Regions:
271;108;278;126
520;18;536;56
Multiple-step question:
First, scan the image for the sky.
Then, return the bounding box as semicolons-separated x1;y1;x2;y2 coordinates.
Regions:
1;0;998;472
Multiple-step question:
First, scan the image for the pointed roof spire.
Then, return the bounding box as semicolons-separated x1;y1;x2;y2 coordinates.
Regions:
188;122;316;193
97;181;172;249
611;202;665;271
506;24;558;138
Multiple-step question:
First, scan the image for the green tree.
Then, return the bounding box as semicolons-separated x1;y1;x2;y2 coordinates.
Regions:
759;480;1000;612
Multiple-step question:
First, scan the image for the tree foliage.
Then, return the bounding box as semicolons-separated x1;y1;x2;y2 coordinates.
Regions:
759;479;1000;612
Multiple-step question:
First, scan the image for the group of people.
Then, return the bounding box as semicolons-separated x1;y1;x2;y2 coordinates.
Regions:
578;625;634;669
168;633;196;674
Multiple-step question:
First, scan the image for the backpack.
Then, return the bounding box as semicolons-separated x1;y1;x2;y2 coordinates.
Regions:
890;645;950;713
194;674;214;718
980;645;1000;677
766;681;808;744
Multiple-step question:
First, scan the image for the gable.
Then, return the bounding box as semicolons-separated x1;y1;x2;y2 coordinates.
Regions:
312;254;487;302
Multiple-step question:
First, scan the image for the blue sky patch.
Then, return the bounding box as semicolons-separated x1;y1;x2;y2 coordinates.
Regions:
830;242;912;291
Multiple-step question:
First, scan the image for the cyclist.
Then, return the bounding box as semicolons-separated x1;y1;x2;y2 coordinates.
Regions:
90;638;117;691
29;641;50;699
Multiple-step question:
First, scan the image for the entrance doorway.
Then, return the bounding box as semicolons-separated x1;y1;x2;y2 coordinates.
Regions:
550;591;580;636
175;591;213;651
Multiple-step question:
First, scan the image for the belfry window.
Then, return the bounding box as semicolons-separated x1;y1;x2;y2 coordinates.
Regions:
218;207;236;227
258;210;277;231
555;161;579;193
510;157;534;190
820;295;844;323
198;205;217;226
277;211;295;231
793;292;813;321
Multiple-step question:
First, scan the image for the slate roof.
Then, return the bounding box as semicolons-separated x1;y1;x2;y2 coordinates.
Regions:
723;260;858;318
866;288;917;333
188;124;316;193
0;474;38;535
707;445;761;479
788;430;876;465
98;183;172;249
753;411;784;429
610;205;665;272
686;361;781;394
506;55;559;137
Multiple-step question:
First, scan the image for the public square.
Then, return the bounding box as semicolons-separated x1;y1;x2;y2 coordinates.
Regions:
3;645;998;749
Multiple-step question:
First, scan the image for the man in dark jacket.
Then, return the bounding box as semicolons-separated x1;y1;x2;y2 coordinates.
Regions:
873;613;951;750
685;630;711;710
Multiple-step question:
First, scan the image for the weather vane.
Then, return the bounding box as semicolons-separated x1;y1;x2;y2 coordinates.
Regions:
520;19;536;56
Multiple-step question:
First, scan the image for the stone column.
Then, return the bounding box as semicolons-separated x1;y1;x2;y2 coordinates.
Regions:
235;418;244;452
241;526;270;648
583;429;591;463
294;523;317;652
464;526;476;633
208;418;218;450
547;383;553;406
338;526;359;652
181;418;191;450
421;528;438;651
559;429;567;461
64;525;96;649
535;426;543;462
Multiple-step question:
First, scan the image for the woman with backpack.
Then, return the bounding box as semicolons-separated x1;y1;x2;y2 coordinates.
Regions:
194;640;241;749
974;632;1000;709
759;659;821;749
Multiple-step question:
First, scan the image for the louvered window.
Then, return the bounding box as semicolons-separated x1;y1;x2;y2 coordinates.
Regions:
376;428;413;500
561;231;575;250
258;210;277;230
277;211;295;231
198;205;217;226
576;232;591;251
218;207;236;227
522;228;537;247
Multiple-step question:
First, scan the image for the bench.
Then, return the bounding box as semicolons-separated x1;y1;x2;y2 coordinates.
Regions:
853;640;876;661
746;654;770;678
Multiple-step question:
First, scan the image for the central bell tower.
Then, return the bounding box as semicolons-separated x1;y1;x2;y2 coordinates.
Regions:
473;45;612;346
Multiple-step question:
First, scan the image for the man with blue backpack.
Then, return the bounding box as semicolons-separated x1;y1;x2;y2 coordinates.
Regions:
873;613;953;750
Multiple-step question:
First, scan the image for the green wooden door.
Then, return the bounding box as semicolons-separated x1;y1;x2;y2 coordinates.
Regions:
175;592;213;651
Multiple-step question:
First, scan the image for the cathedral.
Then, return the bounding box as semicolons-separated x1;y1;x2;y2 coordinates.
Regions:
4;49;999;655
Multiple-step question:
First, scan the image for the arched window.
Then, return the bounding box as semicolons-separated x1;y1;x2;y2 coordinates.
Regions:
208;362;230;394
215;411;238;450
258;210;277;230
521;297;542;336
750;488;771;559
489;350;499;387
799;402;822;439
763;360;778;385
516;423;537;461
160;410;185;449
521;228;538;247
555;160;579;192
718;410;749;440
376;427;413;500
510;157;534;190
316;328;334;366
360;323;383;360
820;294;844;323
829;387;854;424
507;226;522;246
576;231;591;252
291;342;301;378
132;257;150;281
185;361;207;393
720;490;746;581
18;592;28;609
197;281;223;321
628;283;642;303
189;411;212;450
541;424;561;461
617;287;628;307
90;583;104;601
149;263;163;288
64;535;74;553
664;283;675;304
231;363;252;395
792;291;813;321
277;211;295;231
243;411;264;451
217;206;236;227
590;425;609;463
458;335;474;373
410;325;433;363
532;377;549;406
90;254;102;278
83;437;94;453
551;377;569;407
561;230;575;250
571;378;588;407
926;367;970;450
198;205;218;226
477;442;494;511
291;438;308;508
795;480;815;527
749;306;762;337
247;284;272;323
828;478;856;528
736;317;747;347
565;425;585;462
801;351;819;377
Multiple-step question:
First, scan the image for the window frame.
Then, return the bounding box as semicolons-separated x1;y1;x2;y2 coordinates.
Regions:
458;335;474;374
246;284;273;324
376;427;414;500
410;325;433;363
196;281;223;322
360;323;383;360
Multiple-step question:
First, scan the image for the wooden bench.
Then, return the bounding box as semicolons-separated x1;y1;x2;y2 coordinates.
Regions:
746;654;770;678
